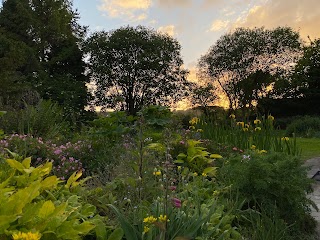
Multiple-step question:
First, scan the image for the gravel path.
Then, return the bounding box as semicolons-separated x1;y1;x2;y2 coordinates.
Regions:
304;157;320;237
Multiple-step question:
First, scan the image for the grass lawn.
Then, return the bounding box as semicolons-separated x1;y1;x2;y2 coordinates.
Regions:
296;137;320;160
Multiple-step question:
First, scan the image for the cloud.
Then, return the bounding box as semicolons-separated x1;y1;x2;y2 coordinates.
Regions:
209;19;230;32
158;25;176;36
156;0;192;8
231;0;320;40
98;0;151;21
201;0;223;8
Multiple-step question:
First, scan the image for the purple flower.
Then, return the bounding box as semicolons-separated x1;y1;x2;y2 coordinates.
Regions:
172;197;182;208
54;149;62;155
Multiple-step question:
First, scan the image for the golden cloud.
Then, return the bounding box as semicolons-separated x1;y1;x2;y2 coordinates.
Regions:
158;25;176;36
157;0;192;8
98;0;151;20
209;19;230;32
231;0;320;40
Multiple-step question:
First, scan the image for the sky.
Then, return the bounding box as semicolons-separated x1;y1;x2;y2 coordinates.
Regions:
73;0;320;75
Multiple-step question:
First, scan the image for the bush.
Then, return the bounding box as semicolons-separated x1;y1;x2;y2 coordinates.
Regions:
286;116;320;137
0;156;109;239
0;100;70;140
218;152;316;236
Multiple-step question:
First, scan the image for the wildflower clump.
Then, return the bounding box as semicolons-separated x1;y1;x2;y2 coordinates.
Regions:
12;232;41;240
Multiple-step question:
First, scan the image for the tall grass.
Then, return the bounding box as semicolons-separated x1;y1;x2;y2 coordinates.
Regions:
197;115;301;155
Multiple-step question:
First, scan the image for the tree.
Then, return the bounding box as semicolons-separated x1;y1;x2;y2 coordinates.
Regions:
0;0;92;122
198;27;302;110
191;83;218;115
85;25;190;115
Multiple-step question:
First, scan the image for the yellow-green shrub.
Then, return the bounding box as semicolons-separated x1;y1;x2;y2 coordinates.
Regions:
0;157;108;240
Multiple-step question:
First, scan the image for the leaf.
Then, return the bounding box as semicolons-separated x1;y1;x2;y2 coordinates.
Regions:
65;171;82;189
108;204;139;240
73;221;96;235
108;228;124;240
40;176;60;190
22;157;32;169
147;143;165;152
210;154;223;159
6;159;24;172
39;201;55;218
174;160;185;164
203;167;218;177
0;215;19;233
177;153;187;159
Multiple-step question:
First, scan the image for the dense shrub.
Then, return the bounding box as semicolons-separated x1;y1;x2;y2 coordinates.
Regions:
286;116;320;137
218;151;316;236
0;100;70;140
0;156;110;239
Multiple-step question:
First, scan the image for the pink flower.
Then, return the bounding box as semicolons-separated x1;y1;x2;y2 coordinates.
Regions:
179;141;185;145
172;197;182;208
54;149;62;155
232;147;238;151
169;186;177;191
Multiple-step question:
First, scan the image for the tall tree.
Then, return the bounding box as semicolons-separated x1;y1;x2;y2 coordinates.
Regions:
0;0;92;121
85;25;190;115
198;27;302;110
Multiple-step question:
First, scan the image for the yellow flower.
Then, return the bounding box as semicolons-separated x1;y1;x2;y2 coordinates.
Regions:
12;232;41;240
158;214;169;222
196;128;203;132
143;216;157;224
236;122;244;127
254;127;261;131
202;172;207;177
193;172;198;176
258;150;267;154
242;127;249;131
177;166;182;171
153;171;161;176
245;124;250;128
254;119;261;125
268;115;274;121
189;125;196;130
143;226;150;233
251;145;256;150
229;114;236;119
189;117;200;125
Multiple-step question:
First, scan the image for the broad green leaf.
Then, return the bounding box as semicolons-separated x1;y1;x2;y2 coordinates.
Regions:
203;167;218;176
80;204;96;217
108;228;124;240
177;153;187;159
40;176;60;190
66;171;82;189
210;154;223;159
6;159;24;172
174;160;185;164
73;221;96;234
147;143;165;152
22;157;32;168
0;215;18;233
39;201;55;218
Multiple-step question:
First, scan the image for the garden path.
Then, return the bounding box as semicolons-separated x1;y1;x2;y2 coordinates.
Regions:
304;157;320;236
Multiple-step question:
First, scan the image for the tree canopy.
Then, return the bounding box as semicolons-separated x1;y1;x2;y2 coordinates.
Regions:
0;0;92;121
198;27;302;110
85;25;190;115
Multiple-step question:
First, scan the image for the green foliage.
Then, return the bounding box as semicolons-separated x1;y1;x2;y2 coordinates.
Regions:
0;156;108;240
138;105;172;128
85;25;190;115
286;115;320;138
174;139;219;176
198;115;300;155
219;152;316;236
0;100;70;139
0;0;92;123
